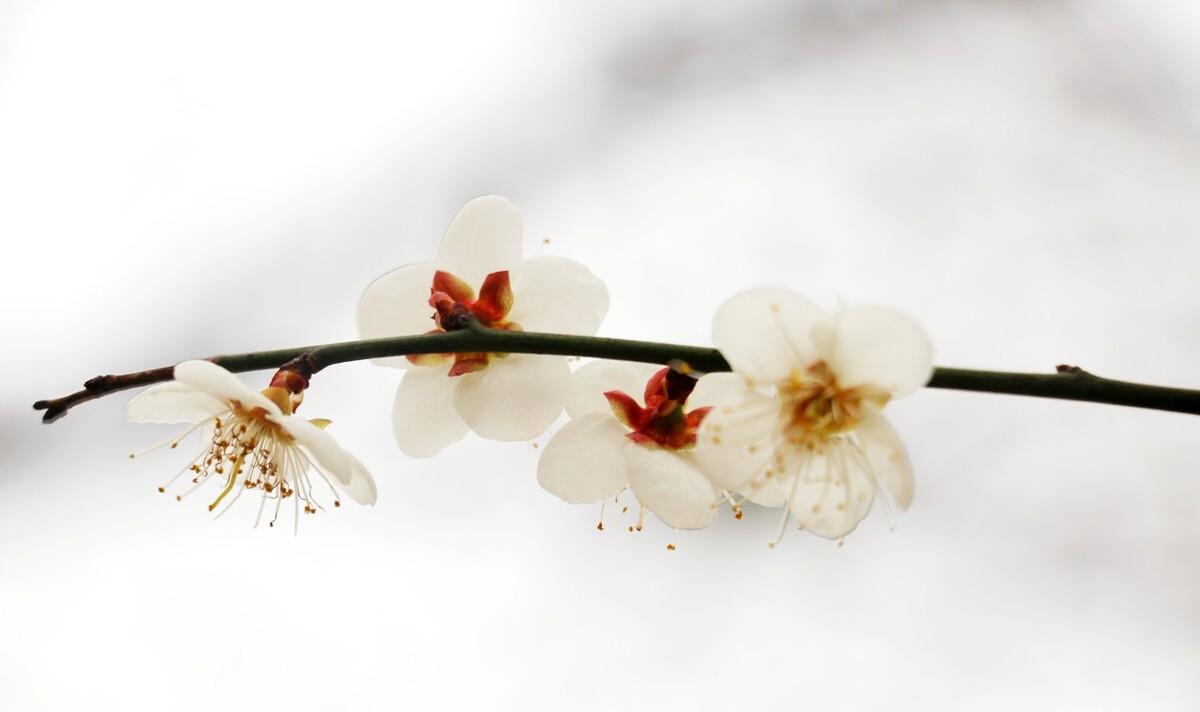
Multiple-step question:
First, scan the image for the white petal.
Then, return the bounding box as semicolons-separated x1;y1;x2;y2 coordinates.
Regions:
435;195;523;288
509;256;609;336
173;360;278;414
738;476;792;508
124;382;227;424
565;360;660;418
453;354;570;441
788;446;876;540
536;413;629;503
281;415;352;484
625;446;718;530
826;305;933;397
712;288;826;385
339;451;378;506
357;261;438;368
687;372;748;409
392;367;469;458
854;412;914;510
693;386;780;491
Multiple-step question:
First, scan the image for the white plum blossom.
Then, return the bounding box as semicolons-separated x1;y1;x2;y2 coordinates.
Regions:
126;360;376;529
537;360;719;533
693;289;931;543
358;196;609;457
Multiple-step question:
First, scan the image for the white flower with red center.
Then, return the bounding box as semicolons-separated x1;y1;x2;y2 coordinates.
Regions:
693;289;932;543
358;196;609;456
125;360;376;529
537;361;719;531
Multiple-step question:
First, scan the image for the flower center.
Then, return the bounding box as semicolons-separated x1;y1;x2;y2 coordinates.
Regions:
605;368;710;450
781;361;888;446
142;365;343;529
409;269;522;376
200;411;291;500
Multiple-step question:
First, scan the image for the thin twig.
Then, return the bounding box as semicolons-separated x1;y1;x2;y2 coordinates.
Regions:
32;326;1200;423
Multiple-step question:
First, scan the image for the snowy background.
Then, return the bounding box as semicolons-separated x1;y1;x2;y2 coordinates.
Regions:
2;1;1199;709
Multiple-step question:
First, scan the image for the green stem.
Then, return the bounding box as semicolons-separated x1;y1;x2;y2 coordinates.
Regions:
32;325;1200;423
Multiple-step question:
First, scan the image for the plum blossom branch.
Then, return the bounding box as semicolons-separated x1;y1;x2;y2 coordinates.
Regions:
32;324;1200;424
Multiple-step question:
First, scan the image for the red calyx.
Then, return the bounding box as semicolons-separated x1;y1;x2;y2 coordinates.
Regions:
268;359;312;413
427;269;514;331
408;269;519;375
603;367;710;449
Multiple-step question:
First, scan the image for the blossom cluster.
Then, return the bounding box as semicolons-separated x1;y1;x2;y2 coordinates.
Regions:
128;196;932;544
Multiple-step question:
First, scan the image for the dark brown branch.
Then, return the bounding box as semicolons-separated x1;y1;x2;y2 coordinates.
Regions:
32;327;1200;423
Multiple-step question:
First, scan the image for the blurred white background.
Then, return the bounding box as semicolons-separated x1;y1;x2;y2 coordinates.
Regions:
3;1;1199;709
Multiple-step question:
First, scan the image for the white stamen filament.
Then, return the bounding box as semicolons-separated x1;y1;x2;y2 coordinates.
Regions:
847;438;893;531
128;419;209;460
772;455;812;548
136;405;341;531
627;504;646;533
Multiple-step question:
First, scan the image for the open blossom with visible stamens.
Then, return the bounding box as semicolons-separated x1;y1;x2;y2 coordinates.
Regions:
358;196;609;457
537;361;719;531
693;289;932;542
125;360;376;528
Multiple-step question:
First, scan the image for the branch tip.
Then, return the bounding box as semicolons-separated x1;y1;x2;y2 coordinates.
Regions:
40;405;68;424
